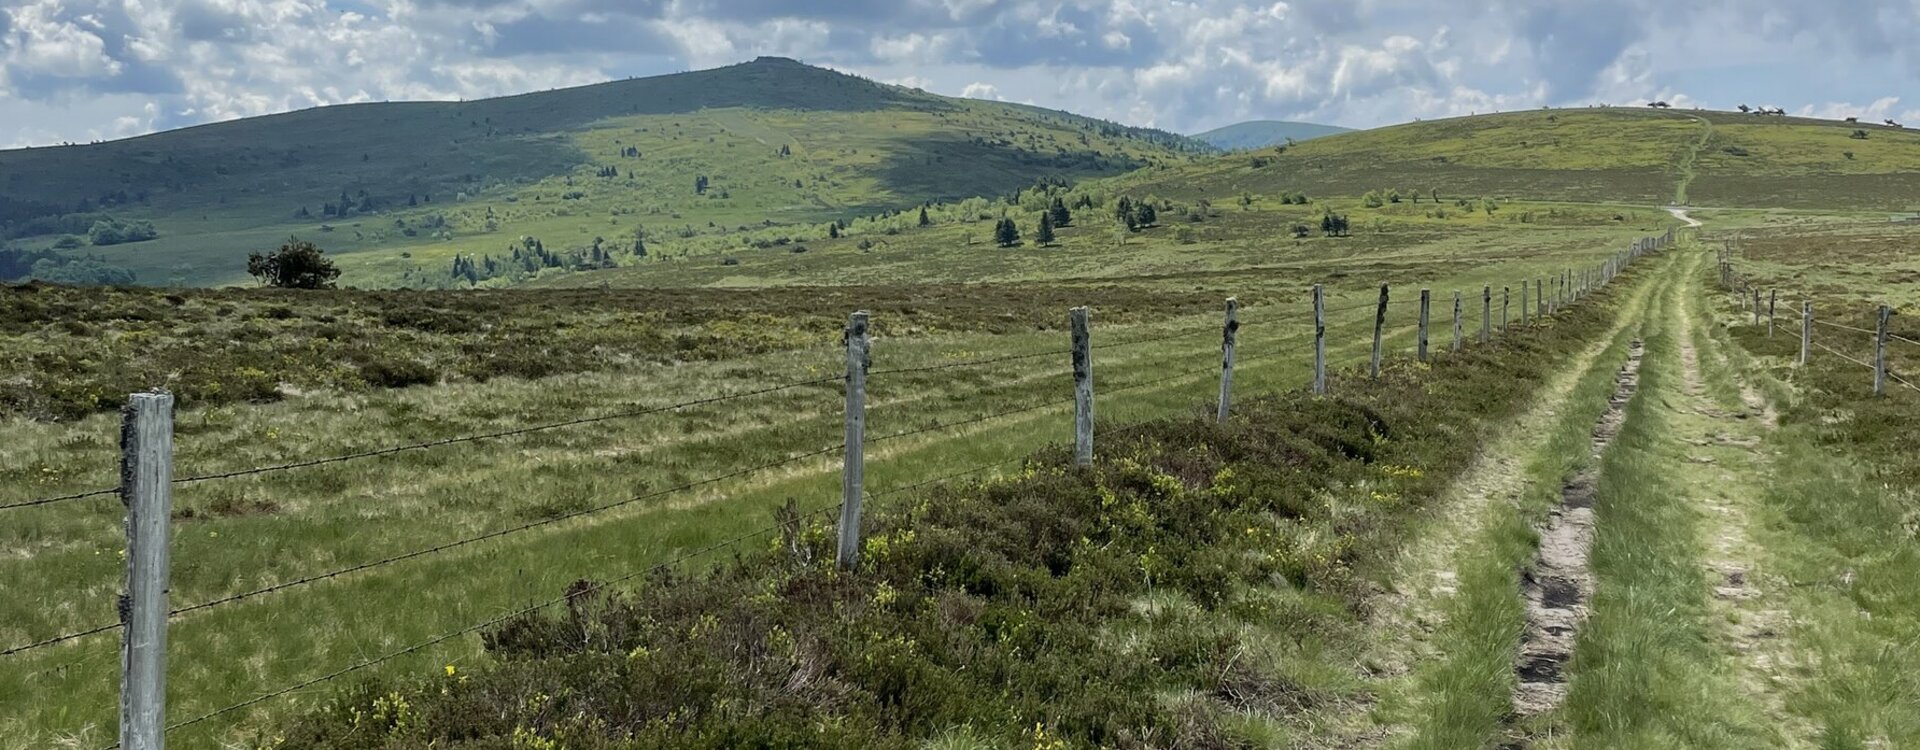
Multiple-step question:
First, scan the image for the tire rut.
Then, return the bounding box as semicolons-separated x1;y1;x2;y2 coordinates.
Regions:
1508;340;1642;720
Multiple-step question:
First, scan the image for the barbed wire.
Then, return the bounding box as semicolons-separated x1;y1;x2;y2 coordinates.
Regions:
1889;332;1920;349
868;347;1070;376
0;487;119;512
1888;369;1920;394
0;376;841;514
118;501;846;749
1811;341;1875;370
866;455;1030;501
2;443;844;659
1812;319;1880;336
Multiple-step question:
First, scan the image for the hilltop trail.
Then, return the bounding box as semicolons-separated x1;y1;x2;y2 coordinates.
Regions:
1673;114;1714;206
1669;207;1704;228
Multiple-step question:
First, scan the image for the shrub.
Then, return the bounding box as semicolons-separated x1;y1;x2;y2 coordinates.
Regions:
247;237;341;289
86;217;158;246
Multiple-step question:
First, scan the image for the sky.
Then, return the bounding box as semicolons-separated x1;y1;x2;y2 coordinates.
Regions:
2;0;1917;148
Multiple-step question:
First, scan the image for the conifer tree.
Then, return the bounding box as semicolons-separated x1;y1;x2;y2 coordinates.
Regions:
994;218;1021;247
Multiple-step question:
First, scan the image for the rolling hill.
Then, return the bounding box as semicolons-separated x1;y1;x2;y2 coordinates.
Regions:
1190;120;1353;150
0;57;1210;287
1124;108;1920;212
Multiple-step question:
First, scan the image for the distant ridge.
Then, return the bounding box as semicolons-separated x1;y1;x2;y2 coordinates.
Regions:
1191;120;1353;150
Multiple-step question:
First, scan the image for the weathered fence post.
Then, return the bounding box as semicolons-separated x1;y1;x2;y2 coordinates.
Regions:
1767;291;1777;336
836;312;870;570
1481;286;1492;343
1071;306;1094;464
1313;285;1327;394
1752;289;1762;327
1537;278;1546;316
1502;285;1511;331
1799;302;1812;367
1371;284;1388;379
1521;281;1530;324
1217;298;1237;423
1874;304;1891;397
1418;289;1431;361
1451;291;1463;352
121;391;174;750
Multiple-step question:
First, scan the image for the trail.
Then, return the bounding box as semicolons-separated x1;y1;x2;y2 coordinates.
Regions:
1672;114;1714;207
1349;256;1665;746
1664;246;1810;745
1510;338;1638;717
1669;207;1704;228
1525;231;1809;747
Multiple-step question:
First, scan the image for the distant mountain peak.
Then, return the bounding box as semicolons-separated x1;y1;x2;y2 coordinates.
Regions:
1191;120;1353;150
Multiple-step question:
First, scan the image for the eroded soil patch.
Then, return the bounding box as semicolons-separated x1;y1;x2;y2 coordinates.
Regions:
1510;339;1643;717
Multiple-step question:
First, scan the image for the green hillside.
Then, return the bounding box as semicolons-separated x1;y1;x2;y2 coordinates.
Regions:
0;57;1209;287
1190;119;1352;150
1122;108;1920;211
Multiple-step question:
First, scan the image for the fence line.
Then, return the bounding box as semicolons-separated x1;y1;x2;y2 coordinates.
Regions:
10;227;1673;748
0;375;843;514
1717;252;1913;396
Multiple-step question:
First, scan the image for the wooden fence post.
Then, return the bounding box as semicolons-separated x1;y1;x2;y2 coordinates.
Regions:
1071;307;1094;464
1521;280;1529;324
1799;302;1812;367
1874;304;1890;397
120;391;174;750
1418;289;1431;362
1537;278;1546;316
1767;291;1777;336
1313;284;1327;394
1753;289;1761;327
1217;298;1237;423
1451;291;1463;352
1371;284;1388;379
1502;286;1510;331
836;312;870;570
1481;286;1492;343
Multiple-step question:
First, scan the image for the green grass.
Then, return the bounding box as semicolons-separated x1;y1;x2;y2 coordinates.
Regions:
0;226;1660;747
1550;252;1774;748
243;250;1652;750
1392;251;1664;749
1708;245;1920;747
539;196;1675;290
1113;108;1920;213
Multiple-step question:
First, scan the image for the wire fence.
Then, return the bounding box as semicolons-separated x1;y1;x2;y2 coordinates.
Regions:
6;229;1673;749
1715;253;1917;396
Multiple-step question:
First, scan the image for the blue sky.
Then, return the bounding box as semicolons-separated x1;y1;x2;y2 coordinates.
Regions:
1;0;1916;148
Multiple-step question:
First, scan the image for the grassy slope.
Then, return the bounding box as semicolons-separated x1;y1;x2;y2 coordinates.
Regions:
1114;108;1920;212
0;58;1206;287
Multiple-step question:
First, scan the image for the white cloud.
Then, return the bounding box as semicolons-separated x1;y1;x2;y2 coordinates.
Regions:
960;81;1000;99
3;0;122;78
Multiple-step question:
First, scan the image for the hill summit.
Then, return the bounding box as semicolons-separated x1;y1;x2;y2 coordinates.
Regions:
0;58;1210;287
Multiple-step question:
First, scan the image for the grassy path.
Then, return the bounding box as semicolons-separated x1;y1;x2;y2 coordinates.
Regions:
1343;250;1667;748
1673;114;1714;206
1544;247;1783;747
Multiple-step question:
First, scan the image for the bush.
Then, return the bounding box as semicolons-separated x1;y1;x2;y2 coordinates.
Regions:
247;237;342;289
86;217;158;246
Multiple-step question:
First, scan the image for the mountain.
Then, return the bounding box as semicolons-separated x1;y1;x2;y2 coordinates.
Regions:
0;57;1212;287
1190;120;1353;150
1123;107;1920;210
